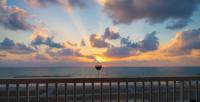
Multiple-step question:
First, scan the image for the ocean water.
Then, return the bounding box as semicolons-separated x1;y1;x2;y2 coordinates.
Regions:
0;66;200;78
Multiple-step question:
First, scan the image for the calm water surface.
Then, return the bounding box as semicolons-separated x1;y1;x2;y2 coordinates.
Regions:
0;67;200;78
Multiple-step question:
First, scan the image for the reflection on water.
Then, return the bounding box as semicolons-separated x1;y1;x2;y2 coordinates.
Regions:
0;66;199;78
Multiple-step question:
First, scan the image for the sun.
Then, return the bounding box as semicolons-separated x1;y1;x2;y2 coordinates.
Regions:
95;55;106;62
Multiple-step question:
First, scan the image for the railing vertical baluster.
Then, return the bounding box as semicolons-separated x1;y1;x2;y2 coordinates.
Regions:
26;83;29;102
83;82;85;102
166;81;168;102
181;81;184;102
100;82;103;102
36;83;39;102
158;81;160;102
150;81;152;102
118;81;120;102
55;83;58;102
173;81;176;102
196;80;198;102
109;82;111;102
142;81;144;102
126;81;128;102
6;84;9;102
46;83;48;102
188;80;191;101
65;83;67;102
16;84;19;102
92;82;94;102
134;82;137;102
74;82;76;102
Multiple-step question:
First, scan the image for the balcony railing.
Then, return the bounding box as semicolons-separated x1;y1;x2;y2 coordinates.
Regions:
0;76;200;102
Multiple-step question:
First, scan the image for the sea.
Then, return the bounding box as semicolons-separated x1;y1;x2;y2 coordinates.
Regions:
0;66;200;78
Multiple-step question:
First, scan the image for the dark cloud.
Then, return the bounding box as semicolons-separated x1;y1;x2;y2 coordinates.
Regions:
57;48;82;56
102;0;200;29
90;34;110;48
105;46;138;57
166;28;200;55
0;1;34;31
120;36;137;47
180;29;200;50
105;31;159;57
166;19;191;30
89;27;120;48
35;54;49;60
80;40;86;46
103;27;120;40
66;41;77;47
0;37;36;54
46;48;82;58
31;35;64;48
138;31;159;51
25;0;86;8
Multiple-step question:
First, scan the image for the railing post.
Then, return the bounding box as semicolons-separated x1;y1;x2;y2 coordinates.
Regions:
36;83;39;102
118;81;120;102
55;83;58;102
188;80;191;101
166;81;168;102
46;83;49;102
196;80;199;102
92;82;94;102
142;81;145;102
100;82;103;102
109;82;111;102
6;83;9;102
16;84;19;102
173;81;176;102
74;82;76;102
134;82;137;102
83;82;85;102
150;81;152;102
65;83;67;102
181;81;184;102
126;81;128;102
26;83;29;102
158;81;160;102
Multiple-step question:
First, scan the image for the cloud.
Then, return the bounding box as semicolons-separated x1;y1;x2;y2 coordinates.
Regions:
25;0;86;11
103;27;120;40
105;46;138;57
120;36;137;47
0;52;6;57
0;0;34;31
105;31;159;57
31;35;64;48
90;34;110;48
89;27;120;48
80;39;86;46
57;48;82;56
0;37;36;54
138;31;159;51
101;0;200;29
166;19;192;30
66;41;77;47
164;28;200;55
46;47;83;60
34;53;50;60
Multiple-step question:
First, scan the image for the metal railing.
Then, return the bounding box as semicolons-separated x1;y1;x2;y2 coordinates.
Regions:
0;76;200;102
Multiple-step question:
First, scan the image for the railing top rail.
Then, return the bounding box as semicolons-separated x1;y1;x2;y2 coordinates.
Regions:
0;76;200;84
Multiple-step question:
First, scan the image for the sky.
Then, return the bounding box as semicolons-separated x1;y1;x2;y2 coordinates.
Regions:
0;0;200;67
